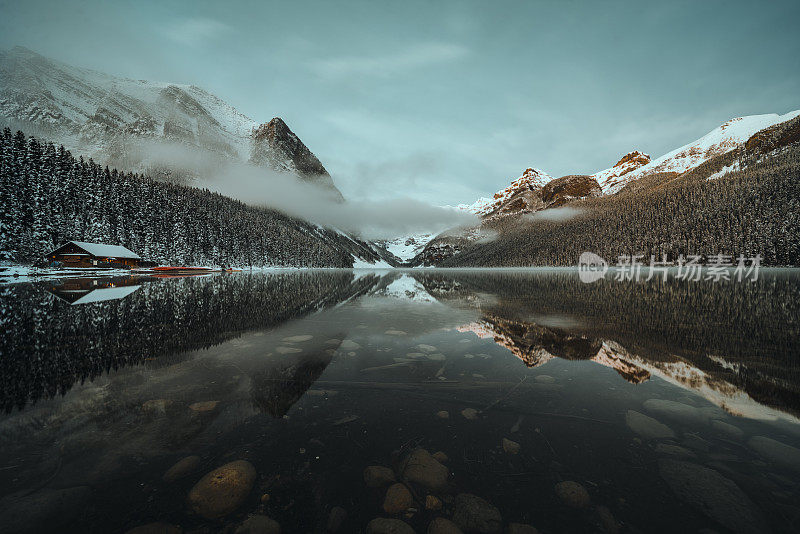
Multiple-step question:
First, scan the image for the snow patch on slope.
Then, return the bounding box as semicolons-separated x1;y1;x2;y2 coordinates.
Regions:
597;110;800;194
380;233;436;262
458;167;553;215
383;274;435;302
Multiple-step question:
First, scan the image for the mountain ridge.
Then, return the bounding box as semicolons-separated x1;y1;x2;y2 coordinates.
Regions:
0;46;344;198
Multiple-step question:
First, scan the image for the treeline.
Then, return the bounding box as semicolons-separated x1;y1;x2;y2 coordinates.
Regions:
440;140;800;267
0;128;383;267
0;270;379;412
415;270;800;415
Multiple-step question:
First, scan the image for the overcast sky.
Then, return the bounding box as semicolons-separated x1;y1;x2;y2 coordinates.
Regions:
1;0;798;204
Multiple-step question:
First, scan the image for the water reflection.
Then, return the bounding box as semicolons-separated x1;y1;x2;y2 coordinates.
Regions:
0;269;799;533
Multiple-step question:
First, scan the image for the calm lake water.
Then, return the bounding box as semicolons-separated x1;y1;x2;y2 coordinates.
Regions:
1;269;799;534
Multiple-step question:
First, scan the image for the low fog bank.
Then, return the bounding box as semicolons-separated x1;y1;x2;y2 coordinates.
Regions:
524;206;584;222
135;139;477;240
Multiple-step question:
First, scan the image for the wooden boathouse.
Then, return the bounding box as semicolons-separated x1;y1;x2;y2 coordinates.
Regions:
46;241;142;268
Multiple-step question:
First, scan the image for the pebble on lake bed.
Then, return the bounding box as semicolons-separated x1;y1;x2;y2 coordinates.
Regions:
502;438;521;454
400;448;449;491
432;451;449;463
436;410;450;419
625;410;675;440
327;506;348;532
235;514;282;534
187;460;257;519
366;518;415;534
507;524;539;534
747;436;800;472
123;523;182;534
364;465;396;487
658;459;765;533
188;401;219;414
427;517;463;534
282;335;312;342
425;494;443;510
452;493;502;534
554;481;591;509
461;408;479;420
710;420;744;440
163;455;201;483
383;483;413;514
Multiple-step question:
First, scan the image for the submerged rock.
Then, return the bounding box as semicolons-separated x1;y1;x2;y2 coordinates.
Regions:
625;410;675;440
425;495;443;510
534;375;555;384
326;506;347;532
428;517;464;534
748;436;800;472
432;451;449;463
653;444;695;458
593;505;619;534
502;438;521;454
1;486;92;534
436;410;450;419
124;523;182;534
506;524;539;534
234;514;281;534
555;481;591;509
142;399;174;415
282;335;313;342
643;399;706;426
461;408;479;420
188;401;219;414
658;459;765;533
452;493;502;534
163;455;201;483
366;518;415;534
683;433;711;452
383;483;413;514
364;465;396;487
187;460;257;519
710;420;744;440
339;340;360;350
400;448;449;491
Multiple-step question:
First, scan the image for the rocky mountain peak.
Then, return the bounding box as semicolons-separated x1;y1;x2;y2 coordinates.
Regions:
250;117;343;200
613;150;651;169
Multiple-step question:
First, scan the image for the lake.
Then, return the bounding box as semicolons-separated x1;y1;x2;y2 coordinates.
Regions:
1;269;799;533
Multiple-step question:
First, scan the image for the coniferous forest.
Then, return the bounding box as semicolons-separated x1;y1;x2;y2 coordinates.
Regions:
0;128;384;267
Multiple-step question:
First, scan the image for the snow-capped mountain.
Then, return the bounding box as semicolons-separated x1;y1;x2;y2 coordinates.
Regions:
459;110;800;212
590;150;651;194
0;46;343;197
378;233;437;262
458;167;553;216
594;111;800;194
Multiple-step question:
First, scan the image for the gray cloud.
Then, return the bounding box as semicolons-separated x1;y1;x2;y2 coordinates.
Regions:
1;0;798;207
310;42;469;78
163;18;231;47
126;139;476;239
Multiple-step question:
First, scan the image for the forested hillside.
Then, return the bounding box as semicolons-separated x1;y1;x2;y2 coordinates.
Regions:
439;132;800;267
0;129;388;267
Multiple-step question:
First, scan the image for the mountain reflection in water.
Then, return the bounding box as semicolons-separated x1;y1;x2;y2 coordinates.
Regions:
0;269;799;534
